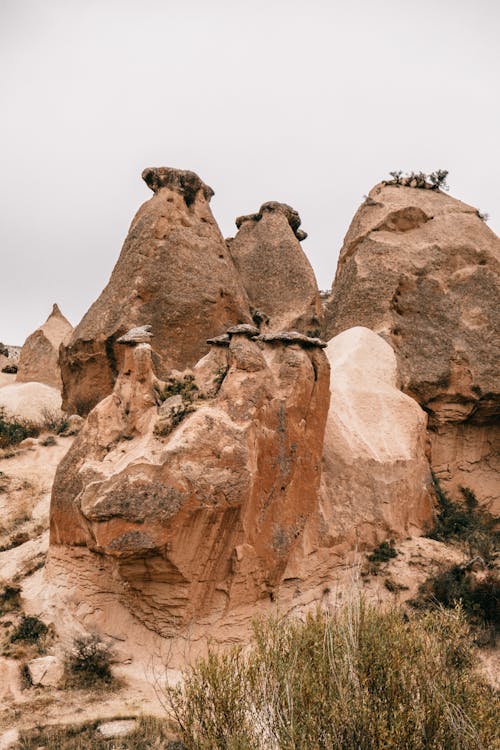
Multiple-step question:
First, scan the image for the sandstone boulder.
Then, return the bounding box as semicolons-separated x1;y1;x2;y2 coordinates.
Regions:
27;655;64;687
60;168;251;415
16;304;72;389
229;202;322;334
50;326;330;635
307;327;433;554
0;382;62;423
323;183;500;512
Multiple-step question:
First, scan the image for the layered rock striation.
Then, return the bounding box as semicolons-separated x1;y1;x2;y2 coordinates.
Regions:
60;168;252;415
323;183;500;512
50;326;330;634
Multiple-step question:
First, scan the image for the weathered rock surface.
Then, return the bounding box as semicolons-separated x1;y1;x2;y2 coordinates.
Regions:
0;343;20;375
0;382;62;423
27;655;64;687
303;327;433;556
229;202;322;334
50;327;330;634
16;304;72;389
323;183;500;511
60;167;251;415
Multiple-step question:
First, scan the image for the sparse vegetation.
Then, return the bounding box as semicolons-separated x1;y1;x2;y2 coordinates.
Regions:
63;633;115;688
0;407;39;448
10;614;48;645
384;170;450;191
427;478;499;562
40;407;69;434
166;599;499;750
18;716;177;750
212;365;229;394
366;538;398;574
159;375;198;403
0;581;21;615
412;564;499;642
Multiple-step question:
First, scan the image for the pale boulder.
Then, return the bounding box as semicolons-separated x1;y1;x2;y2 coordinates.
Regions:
0;382;62;423
97;720;138;738
315;327;433;550
27;655;64;687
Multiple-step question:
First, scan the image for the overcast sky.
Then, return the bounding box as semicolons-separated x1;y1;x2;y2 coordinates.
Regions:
1;0;499;345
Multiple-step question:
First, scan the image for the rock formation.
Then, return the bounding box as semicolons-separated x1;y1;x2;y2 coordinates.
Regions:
50;325;330;634
229;202;322;333
0;343;20;375
60;168;252;415
323;183;500;513
16;304;72;389
311;327;433;554
0;382;62;423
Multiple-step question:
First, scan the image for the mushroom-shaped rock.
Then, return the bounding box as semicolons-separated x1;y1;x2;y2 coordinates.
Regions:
229;201;321;334
255;331;327;348
49;322;331;634
16;304;72;389
322;182;500;513
60;168;251;415
117;325;153;345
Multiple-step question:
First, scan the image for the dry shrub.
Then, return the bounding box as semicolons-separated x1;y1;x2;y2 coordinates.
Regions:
18;716;176;750
167;598;499;750
63;633;115;689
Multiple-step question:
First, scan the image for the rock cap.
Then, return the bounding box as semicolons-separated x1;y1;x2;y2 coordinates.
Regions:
255;331;327;348
142;167;214;204
117;325;153;346
207;333;230;346
227;324;260;337
235;202;307;240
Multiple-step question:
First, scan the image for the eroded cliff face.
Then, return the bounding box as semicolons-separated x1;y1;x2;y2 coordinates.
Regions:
59;168;252;415
50;327;330;635
323;183;500;513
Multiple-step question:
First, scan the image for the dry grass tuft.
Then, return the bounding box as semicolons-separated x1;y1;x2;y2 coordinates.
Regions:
167;598;499;749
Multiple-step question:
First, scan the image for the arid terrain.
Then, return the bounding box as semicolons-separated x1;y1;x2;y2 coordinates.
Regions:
0;168;498;749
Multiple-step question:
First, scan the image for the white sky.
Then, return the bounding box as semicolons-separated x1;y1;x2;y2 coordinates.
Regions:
1;0;499;345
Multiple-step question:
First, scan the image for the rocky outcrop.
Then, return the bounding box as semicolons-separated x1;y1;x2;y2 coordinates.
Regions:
0;344;20;375
0;382;62;423
60;167;252;415
323;183;500;512
16;305;72;389
229;202;322;334
49;326;330;635
307;327;433;556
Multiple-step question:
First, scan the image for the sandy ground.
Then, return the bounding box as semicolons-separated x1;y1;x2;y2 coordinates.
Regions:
0;434;498;740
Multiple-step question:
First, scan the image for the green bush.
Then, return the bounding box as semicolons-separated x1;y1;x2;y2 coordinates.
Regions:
428;478;499;561
167;599;499;749
159;375;198;403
